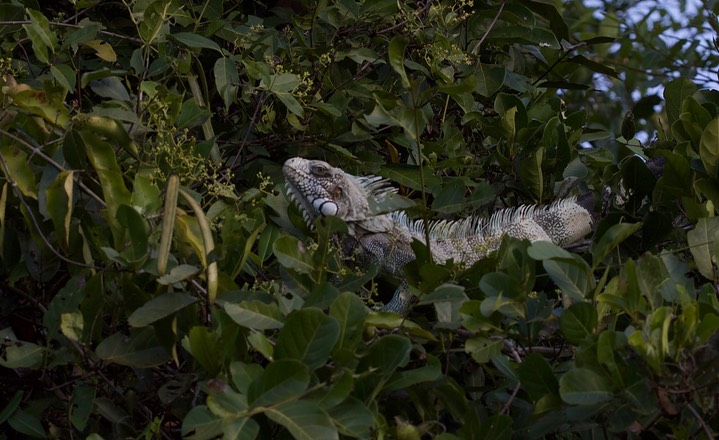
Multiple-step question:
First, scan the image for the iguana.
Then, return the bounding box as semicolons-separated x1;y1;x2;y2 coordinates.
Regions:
283;157;593;314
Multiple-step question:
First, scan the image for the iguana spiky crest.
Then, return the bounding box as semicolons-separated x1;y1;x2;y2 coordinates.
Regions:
283;157;593;314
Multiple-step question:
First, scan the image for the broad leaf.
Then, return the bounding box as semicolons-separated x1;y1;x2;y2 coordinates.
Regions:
95;328;170;367
559;368;613;405
128;293;198;327
560;302;597;344
248;359;310;407
275;308;340;370
265;400;338;440
699;117;719;178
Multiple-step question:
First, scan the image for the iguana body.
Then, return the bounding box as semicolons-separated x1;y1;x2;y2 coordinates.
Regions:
283;157;593;314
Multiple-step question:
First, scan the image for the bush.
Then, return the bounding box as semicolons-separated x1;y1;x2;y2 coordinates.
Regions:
0;1;718;438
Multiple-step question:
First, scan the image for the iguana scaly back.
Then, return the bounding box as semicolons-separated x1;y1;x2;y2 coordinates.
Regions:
283;157;593;314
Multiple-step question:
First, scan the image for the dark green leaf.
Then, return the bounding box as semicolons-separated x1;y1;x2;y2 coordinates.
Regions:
699;117;719;178
275;308;340;370
8;409;46;438
95;328;170;367
560;302;597;344
687;217;719;279
248;359;310;407
177;99;211;130
591;222;642;268
223;300;284;330
127;293;198;327
559;368;613;405
265;401;338;440
388;36;409;88
172;32;222;52
517;353;559;400
358;334;411;374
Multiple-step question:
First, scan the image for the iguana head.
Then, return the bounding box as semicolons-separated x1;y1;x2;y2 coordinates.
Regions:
283;157;380;227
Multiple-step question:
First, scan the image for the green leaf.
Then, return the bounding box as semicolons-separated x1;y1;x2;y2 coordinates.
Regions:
385;358;443;391
45;171;75;245
248;359;310;407
181;406;223;440
465;336;503;364
214;57;239;111
477;414;512;440
62;22;101;46
687;217;719;279
128;292;198;327
358;334;411;373
0;4;24;36
517;353;559;400
699;117;719;178
157;264;201;284
560;302;597;344
475;64;506;97
432;180;467;214
261;73;299;93
80;130;132;219
116;204;149;261
273;235;315;274
231;361;263;395
8;409;46;438
23;8;57;64
519;146;544;200
177;99;211;130
275;308;340;370
0;145;37;199
378;164;440;193
62;129;87;169
69;384;95;431
95;328;170;367
568;55;618;78
220;417;260;440
223;300;284;330
50;64;76;91
329;292;369;351
90;76;131;101
172;32;222;52
543;256;594;303
0;340;44;369
591;222;642;268
0;390;22;425
559;368;613;405
265;400;338;440
328;397;374;438
184;326;222;376
274;91;304;117
418;283;468;305
388;36;409;88
663;77;697;128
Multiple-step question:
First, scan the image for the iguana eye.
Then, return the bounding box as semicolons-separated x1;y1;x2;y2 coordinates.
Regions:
311;164;329;177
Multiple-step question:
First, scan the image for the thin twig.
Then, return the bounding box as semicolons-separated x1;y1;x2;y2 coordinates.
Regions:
471;1;506;54
499;338;524;415
686;403;714;439
0;129;105;206
0;20;143;44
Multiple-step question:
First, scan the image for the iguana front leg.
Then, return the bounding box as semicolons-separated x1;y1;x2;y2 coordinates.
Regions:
357;232;418;314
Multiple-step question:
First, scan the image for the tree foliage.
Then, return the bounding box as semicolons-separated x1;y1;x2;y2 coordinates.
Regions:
0;0;718;438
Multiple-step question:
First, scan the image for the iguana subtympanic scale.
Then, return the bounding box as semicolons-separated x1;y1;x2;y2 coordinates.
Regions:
283;157;593;314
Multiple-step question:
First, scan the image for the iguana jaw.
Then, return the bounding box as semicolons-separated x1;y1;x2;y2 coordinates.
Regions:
283;158;340;227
